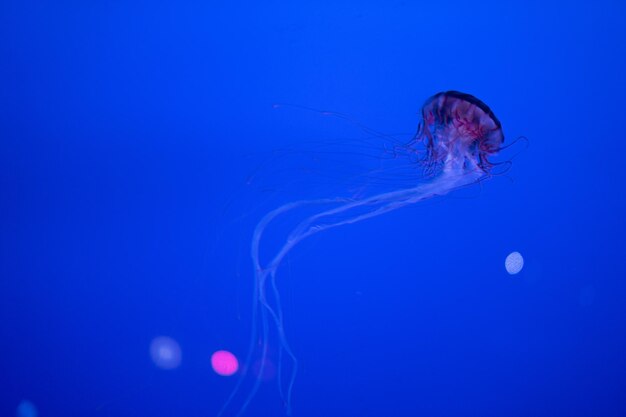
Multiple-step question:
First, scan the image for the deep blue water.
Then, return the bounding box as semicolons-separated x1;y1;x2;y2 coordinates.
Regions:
2;1;626;416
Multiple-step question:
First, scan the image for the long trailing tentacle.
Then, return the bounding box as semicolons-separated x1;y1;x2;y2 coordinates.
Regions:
219;167;485;416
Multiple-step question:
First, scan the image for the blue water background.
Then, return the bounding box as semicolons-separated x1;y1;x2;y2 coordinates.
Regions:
2;1;626;416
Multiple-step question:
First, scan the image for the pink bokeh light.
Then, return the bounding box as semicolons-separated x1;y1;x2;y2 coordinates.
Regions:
211;350;239;376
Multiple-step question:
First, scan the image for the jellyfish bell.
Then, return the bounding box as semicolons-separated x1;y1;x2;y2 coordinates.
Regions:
416;90;504;176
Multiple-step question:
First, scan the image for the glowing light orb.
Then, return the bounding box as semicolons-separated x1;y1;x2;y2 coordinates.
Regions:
149;336;182;370
211;350;239;376
16;400;38;417
505;251;524;275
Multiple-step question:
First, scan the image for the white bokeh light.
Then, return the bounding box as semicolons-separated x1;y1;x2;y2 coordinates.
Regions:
505;251;524;275
150;336;182;370
16;400;38;417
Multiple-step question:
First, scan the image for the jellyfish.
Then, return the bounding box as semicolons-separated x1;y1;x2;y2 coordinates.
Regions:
218;91;505;416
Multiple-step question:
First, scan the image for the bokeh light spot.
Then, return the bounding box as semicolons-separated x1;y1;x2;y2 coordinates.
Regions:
16;400;38;417
505;251;524;275
150;336;182;370
211;350;239;376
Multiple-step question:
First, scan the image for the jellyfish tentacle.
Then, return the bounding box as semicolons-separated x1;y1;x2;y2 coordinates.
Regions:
250;168;485;415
